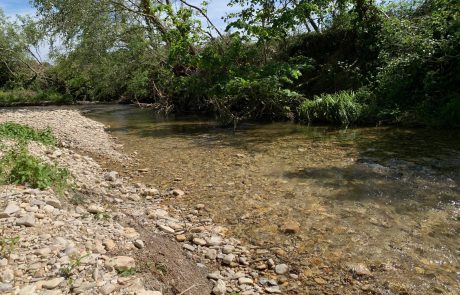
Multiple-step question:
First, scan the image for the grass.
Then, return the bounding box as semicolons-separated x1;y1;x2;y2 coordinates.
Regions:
0;89;71;105
0;123;68;191
117;268;136;277
299;90;363;126
0;147;69;190
0;122;57;145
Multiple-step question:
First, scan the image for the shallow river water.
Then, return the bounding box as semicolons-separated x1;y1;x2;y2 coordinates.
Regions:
81;105;459;294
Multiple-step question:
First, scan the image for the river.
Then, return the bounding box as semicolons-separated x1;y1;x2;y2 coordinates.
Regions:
80;104;459;294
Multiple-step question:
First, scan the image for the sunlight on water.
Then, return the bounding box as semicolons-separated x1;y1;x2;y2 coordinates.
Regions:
81;104;460;294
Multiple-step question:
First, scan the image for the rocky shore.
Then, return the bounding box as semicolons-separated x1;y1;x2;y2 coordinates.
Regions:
0;109;299;295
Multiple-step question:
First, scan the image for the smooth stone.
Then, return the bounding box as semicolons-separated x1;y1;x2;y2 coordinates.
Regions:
175;234;187;242
238;277;253;285
275;264;289;275
42;277;64;289
192;238;207;246
133;240;145;249
157;224;175;234
106;256;135;271
265;286;281;294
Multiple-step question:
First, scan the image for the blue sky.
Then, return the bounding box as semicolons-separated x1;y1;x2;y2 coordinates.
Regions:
0;0;233;29
0;0;37;18
0;0;235;60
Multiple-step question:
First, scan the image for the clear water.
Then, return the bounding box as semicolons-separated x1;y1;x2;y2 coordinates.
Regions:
81;104;460;294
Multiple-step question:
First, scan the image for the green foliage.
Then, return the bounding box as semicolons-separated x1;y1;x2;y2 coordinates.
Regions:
0;147;68;190
0;122;57;145
370;0;460;126
117;268;136;277
60;254;89;279
299;91;363;125
0;235;19;258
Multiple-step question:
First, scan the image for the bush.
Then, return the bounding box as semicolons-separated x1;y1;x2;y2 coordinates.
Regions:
299;91;363;125
0;89;70;105
0;147;68;190
0;122;57;145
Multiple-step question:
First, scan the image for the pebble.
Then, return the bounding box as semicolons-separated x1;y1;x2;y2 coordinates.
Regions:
133;240;145;249
222;254;235;265
172;189;185;196
238;277;253;285
0;269;14;283
106;256;135;271
193;237;207;246
222;245;234;254
281;220;300;234
3;203;20;215
212;279;226;295
104;171;118;181
275;264;289;275
102;239;116;251
16;214;35;227
205;248;217;260
175;234;187;242
42;277;64;289
87;204;104;214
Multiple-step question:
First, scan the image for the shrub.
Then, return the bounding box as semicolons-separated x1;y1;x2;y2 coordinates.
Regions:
0;89;70;105
299;91;363;125
0;147;68;190
0;122;57;145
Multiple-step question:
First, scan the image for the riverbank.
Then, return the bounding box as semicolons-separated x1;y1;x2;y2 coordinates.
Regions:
0;108;300;294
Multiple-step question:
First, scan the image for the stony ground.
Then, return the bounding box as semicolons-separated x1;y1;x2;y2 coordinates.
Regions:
0;109;301;295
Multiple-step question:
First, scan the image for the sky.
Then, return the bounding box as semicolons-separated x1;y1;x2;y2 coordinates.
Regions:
0;0;234;60
0;0;234;29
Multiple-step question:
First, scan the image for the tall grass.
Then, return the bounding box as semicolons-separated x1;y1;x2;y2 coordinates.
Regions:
299;91;363;126
0;89;70;105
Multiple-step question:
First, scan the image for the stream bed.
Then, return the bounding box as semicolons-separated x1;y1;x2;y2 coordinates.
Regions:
81;104;459;294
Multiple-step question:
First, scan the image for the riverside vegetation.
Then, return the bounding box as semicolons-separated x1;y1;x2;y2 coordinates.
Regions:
0;0;459;127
